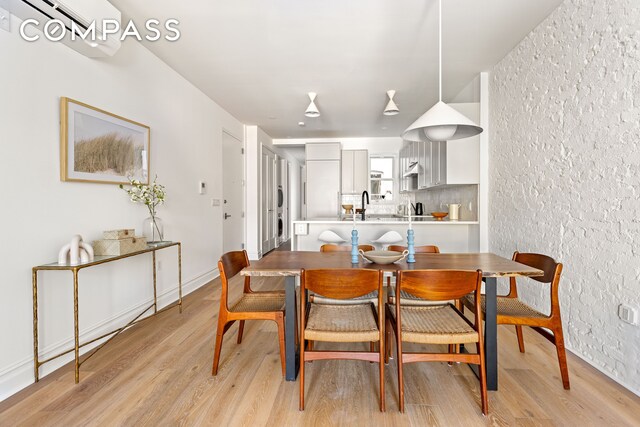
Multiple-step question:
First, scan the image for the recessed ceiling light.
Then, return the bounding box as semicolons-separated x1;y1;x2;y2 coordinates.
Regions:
298;122;305;126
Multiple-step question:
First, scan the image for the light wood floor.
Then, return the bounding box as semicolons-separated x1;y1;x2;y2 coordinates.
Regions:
1;275;638;426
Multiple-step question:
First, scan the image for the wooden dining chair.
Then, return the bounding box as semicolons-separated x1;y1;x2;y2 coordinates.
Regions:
386;245;447;307
300;268;386;412
313;244;378;306
387;245;440;254
386;269;487;415
320;243;375;252
212;250;287;376
462;251;570;389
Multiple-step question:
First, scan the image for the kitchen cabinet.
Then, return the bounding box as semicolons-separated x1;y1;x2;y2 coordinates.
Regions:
306;160;341;218
306;142;341;161
305;142;341;218
341;149;369;194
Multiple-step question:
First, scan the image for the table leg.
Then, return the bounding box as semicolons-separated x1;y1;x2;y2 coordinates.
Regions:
178;243;183;313
32;269;39;382
73;269;80;384
152;251;158;314
284;276;299;381
484;277;498;390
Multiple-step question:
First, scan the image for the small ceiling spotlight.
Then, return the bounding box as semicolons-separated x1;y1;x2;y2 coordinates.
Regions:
383;90;399;116
305;92;320;118
298;121;305;126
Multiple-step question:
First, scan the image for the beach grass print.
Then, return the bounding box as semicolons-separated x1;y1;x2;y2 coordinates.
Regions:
61;98;150;184
74;132;143;176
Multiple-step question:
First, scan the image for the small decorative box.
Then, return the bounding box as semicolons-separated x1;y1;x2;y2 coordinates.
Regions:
93;236;147;256
103;229;135;240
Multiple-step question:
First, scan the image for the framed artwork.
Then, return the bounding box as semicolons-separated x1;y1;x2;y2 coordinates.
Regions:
60;97;150;184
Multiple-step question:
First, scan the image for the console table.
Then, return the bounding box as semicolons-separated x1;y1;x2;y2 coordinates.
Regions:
32;241;182;384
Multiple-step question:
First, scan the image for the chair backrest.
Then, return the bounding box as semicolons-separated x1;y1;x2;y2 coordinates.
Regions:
301;268;382;300
397;269;482;302
513;252;561;284
320;244;375;252
511;251;563;317
218;250;251;307
388;245;440;253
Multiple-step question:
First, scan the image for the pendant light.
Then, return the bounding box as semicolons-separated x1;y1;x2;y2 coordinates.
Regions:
305;92;320;118
402;0;482;142
383;90;399;116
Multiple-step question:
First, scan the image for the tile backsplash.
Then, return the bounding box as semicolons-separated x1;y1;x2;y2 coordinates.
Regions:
414;184;478;221
341;194;399;215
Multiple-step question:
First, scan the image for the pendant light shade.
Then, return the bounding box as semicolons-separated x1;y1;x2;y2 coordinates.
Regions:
305;92;320;118
402;0;482;142
383;90;399;116
402;101;483;142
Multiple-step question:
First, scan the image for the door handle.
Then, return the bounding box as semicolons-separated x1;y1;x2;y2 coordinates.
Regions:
224;213;231;219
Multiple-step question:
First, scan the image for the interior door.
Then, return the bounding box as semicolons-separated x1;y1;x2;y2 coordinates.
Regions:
261;147;275;254
222;132;244;253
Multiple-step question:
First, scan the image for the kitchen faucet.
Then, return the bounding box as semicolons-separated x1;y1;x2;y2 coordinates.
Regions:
361;190;369;221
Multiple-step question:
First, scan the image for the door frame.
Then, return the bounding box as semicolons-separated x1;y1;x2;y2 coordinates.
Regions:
222;129;246;253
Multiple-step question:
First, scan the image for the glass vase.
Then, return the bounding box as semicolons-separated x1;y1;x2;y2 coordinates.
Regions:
143;216;164;244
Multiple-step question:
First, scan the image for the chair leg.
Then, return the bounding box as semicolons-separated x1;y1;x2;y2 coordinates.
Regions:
396;334;405;413
515;325;525;353
448;344;456;366
553;326;571;390
379;339;385;412
384;316;391;364
212;318;227;376
476;342;488;415
276;315;286;376
237;320;245;344
299;335;305;410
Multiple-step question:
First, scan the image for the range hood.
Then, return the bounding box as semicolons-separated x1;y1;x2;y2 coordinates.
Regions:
403;161;420;177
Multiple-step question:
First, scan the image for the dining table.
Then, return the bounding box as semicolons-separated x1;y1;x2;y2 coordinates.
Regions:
241;250;544;390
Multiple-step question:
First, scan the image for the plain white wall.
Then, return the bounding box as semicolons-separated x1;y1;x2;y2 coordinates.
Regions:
0;16;243;400
489;0;640;394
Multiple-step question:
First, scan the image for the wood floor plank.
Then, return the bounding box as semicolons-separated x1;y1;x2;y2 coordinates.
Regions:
1;277;638;426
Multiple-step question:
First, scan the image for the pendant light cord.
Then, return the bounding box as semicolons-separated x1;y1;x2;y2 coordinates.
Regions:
438;0;442;102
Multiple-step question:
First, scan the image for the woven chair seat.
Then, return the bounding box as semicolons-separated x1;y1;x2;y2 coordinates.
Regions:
388;287;451;307
229;293;285;313
312;291;378;305
304;303;379;342
389;305;479;344
465;295;547;319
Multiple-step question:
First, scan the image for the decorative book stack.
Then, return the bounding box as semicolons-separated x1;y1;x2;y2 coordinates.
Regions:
93;229;147;256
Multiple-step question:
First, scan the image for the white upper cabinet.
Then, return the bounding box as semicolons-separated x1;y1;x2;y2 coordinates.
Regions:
306;142;341;160
341;149;369;194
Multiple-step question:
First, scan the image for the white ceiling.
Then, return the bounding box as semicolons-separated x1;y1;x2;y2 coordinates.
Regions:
110;0;562;138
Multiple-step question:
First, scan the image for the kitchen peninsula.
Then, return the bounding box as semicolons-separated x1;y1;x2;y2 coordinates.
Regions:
291;216;479;252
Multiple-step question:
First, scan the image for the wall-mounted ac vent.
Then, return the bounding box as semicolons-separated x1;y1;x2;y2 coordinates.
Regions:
10;0;121;57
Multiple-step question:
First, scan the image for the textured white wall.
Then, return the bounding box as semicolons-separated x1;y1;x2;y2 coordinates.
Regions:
489;0;640;393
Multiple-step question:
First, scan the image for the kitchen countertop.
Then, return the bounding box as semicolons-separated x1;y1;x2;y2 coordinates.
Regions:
293;216;479;225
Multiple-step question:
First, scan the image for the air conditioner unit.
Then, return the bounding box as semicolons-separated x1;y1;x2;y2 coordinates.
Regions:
10;0;121;57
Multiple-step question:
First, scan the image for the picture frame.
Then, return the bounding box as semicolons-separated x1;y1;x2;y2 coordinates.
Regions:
60;97;150;185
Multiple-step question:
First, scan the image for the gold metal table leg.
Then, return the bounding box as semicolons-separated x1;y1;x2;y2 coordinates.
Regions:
32;268;39;382
73;269;80;384
152;250;158;313
178;243;183;313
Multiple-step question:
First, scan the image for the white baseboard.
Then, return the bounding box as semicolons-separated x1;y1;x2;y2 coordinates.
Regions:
0;268;218;403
